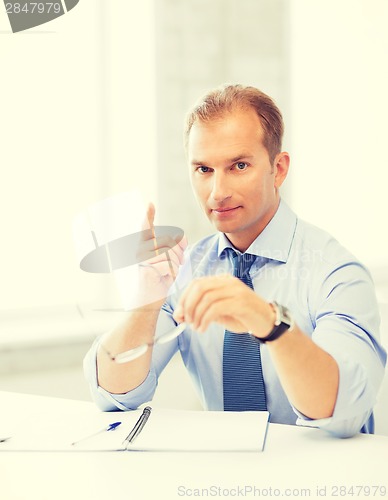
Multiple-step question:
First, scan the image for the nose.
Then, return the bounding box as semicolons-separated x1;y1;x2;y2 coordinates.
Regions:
210;172;231;203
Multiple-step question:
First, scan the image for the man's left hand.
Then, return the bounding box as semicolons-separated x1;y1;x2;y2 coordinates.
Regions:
173;275;274;336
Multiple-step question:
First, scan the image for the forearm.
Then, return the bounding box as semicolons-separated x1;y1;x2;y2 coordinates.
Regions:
96;302;163;394
266;324;339;419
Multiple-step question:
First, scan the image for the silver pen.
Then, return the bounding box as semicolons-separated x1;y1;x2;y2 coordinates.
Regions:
122;406;152;448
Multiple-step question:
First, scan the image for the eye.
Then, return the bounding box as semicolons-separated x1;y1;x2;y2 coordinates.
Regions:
234;162;248;171
197;166;210;174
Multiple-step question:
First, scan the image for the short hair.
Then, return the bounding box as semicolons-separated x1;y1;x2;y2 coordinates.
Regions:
184;84;284;164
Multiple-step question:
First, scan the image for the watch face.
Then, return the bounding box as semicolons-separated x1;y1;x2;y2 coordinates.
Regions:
260;303;294;343
252;302;294;343
278;304;293;328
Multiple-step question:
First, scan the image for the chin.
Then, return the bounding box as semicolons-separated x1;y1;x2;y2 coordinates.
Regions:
212;220;238;234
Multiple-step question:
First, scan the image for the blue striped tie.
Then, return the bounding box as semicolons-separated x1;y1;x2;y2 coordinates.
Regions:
223;251;267;411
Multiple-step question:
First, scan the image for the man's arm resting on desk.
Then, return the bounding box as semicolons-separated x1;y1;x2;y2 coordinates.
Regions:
84;302;180;412
83;339;158;412
245;311;381;438
263;323;384;437
96;305;162;394
265;324;339;420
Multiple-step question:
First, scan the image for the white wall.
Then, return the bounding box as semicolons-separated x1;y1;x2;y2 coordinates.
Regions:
101;1;157;203
0;0;157;315
0;1;104;311
289;0;388;274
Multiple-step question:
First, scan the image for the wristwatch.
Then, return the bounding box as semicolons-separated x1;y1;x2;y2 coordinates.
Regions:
252;301;294;344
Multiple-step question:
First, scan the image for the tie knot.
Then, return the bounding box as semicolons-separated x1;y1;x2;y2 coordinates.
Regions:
231;251;256;279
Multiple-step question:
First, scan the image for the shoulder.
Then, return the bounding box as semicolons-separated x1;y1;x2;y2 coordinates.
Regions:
292;216;373;289
294;217;359;264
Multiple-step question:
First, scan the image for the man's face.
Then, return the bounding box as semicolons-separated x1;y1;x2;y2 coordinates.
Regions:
187;108;288;251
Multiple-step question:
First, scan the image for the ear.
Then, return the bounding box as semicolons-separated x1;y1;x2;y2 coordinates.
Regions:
273;152;290;188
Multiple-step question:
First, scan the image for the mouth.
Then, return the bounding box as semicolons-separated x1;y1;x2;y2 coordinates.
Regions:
211;206;241;218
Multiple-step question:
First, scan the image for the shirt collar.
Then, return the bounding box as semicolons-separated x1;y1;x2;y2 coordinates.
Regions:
217;199;297;263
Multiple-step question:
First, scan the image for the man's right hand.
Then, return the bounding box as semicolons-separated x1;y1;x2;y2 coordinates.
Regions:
96;203;186;394
135;203;187;308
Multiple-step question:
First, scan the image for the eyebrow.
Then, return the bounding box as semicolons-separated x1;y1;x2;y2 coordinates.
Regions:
191;155;254;166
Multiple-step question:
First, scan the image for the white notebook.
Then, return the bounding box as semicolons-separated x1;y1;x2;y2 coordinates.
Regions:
0;408;270;452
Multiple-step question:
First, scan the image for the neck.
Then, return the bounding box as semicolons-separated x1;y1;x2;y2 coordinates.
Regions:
225;198;280;252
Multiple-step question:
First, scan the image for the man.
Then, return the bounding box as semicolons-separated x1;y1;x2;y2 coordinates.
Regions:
84;84;386;437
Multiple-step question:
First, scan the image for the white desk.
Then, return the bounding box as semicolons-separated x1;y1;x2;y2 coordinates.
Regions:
1;392;387;500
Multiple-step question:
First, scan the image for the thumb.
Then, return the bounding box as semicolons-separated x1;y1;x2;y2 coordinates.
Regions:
141;202;155;232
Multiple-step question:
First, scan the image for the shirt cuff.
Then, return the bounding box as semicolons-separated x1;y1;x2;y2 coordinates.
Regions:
293;354;377;438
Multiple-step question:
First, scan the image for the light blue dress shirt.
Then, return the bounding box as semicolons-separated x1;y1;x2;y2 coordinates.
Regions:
84;200;386;438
